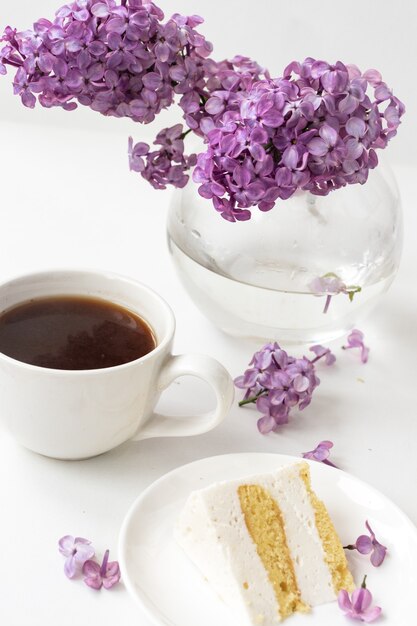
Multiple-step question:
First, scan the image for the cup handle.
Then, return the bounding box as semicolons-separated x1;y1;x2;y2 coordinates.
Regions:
132;353;234;441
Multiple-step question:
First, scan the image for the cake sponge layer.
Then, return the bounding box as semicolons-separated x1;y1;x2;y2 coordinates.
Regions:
238;484;309;619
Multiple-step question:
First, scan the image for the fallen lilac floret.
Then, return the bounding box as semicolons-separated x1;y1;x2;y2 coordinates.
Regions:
302;440;338;468
343;329;370;363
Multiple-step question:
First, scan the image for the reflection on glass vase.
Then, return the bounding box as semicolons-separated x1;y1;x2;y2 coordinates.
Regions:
167;162;402;344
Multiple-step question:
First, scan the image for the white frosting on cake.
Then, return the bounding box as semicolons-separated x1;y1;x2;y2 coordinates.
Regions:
174;462;337;626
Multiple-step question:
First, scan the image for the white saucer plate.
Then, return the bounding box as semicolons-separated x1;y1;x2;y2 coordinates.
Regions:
119;453;417;625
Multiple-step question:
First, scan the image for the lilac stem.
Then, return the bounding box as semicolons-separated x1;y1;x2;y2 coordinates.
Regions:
100;550;109;577
181;128;193;140
310;353;327;364
323;294;332;314
238;389;267;407
322;458;338;468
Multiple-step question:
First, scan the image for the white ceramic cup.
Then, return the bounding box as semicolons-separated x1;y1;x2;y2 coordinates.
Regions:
0;270;235;460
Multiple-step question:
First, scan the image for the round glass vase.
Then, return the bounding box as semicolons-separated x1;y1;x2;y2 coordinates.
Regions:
167;163;402;344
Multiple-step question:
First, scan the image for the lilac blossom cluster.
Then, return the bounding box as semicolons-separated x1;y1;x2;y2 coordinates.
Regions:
234;342;329;434
1;1;405;220
0;1;211;120
128;124;197;189
194;61;405;221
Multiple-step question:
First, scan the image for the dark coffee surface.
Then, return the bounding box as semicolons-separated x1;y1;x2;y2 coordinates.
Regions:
0;296;156;370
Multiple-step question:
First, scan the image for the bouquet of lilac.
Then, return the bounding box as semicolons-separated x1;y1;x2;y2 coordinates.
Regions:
234;342;335;434
1;0;405;222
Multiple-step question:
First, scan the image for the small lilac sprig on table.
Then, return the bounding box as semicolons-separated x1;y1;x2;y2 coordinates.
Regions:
338;575;382;623
344;521;387;567
343;329;370;363
302;440;337;467
235;342;335;434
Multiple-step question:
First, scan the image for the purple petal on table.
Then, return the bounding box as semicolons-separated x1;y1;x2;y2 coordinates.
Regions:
84;576;103;590
371;543;387;567
338;589;353;612
362;606;382;622
361;345;370;363
325;352;336;365
257;415;276;434
102;573;120;589
320;440;334;449
82;559;100;577
309;345;327;358
73;542;95;565
58;535;75;556
64;556;77;579
356;534;373;554
352;587;373;613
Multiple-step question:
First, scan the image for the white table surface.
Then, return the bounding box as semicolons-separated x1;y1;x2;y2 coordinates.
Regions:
0;118;415;626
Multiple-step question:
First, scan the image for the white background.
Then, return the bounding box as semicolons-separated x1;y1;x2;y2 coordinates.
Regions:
0;2;416;626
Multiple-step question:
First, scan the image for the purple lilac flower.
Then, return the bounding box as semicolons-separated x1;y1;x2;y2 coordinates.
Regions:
130;124;197;190
309;274;362;313
235;342;321;434
0;5;405;218
302;440;337;467
344;521;387;567
0;1;212;123
343;329;369;363
191;59;404;221
83;549;120;590
309;344;336;365
338;576;382;623
58;535;95;579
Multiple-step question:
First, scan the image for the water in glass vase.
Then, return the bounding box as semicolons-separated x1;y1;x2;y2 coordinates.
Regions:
167;164;402;344
168;238;395;344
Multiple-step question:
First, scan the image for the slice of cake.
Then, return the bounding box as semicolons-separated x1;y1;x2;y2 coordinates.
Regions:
174;461;354;624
